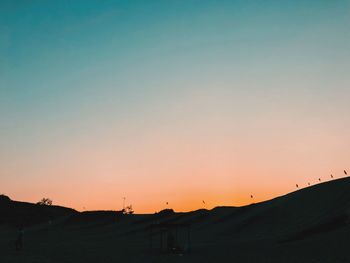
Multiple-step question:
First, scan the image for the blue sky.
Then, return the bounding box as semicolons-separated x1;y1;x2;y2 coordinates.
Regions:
1;1;350;211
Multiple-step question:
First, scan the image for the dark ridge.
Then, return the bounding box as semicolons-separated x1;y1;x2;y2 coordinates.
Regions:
156;208;175;216
133;209;176;225
0;198;76;227
209;206;251;225
0;194;11;203
175;209;211;225
284;213;349;242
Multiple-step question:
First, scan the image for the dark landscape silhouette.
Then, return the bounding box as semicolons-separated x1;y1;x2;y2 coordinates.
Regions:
2;1;349;262
1;177;350;262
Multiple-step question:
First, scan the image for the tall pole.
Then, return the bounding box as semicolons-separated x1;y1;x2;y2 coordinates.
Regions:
123;197;126;210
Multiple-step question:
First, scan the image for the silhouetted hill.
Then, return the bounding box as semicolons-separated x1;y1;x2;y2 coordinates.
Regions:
0;194;11;202
1;177;350;262
172;177;350;244
0;196;76;226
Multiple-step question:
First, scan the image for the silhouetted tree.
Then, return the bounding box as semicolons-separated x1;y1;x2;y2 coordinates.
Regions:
37;198;53;206
123;205;134;214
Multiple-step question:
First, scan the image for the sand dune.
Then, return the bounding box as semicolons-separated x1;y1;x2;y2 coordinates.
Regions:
1;177;350;262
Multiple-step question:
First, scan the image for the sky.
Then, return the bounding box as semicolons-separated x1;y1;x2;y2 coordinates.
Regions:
1;0;350;213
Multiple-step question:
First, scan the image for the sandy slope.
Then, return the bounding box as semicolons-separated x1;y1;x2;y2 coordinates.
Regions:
1;177;350;262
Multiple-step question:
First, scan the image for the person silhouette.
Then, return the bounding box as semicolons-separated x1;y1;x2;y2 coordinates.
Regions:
15;226;24;251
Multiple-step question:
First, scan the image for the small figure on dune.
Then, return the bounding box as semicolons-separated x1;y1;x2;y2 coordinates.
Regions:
250;195;253;199
308;182;310;186
296;184;298;188
318;178;321;182
15;226;24;251
330;174;333;178
344;170;348;175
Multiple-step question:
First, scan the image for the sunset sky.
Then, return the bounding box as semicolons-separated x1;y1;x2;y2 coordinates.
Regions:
1;0;350;213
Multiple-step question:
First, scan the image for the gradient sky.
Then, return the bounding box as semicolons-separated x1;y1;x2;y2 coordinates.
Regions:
1;0;350;213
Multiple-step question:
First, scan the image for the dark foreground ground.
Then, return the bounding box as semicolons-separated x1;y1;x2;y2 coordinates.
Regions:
1;177;350;263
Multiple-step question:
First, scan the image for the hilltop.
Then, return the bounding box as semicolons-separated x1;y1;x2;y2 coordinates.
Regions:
1;177;350;262
0;195;76;226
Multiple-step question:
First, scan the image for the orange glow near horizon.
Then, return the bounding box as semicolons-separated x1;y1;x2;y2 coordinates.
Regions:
2;1;350;214
3;125;349;214
2;107;349;213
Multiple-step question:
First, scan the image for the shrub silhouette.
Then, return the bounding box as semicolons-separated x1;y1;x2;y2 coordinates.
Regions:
37;198;53;206
123;205;134;214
